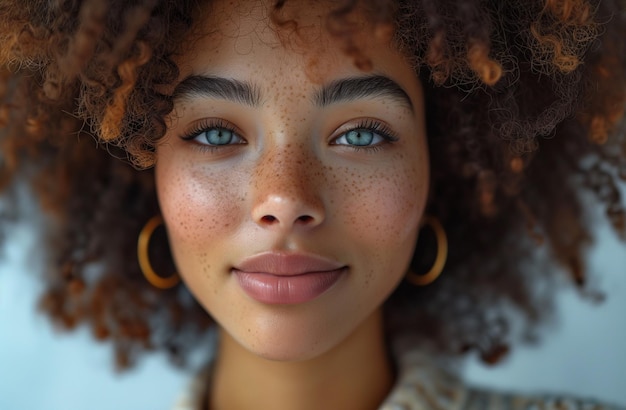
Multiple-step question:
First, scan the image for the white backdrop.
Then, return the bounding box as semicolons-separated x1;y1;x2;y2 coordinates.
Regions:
1;213;625;409
462;214;626;406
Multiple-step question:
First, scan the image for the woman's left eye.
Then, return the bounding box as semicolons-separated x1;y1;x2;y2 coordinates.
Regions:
332;121;398;150
335;129;382;147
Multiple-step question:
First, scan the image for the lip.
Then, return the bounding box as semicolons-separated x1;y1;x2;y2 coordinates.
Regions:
233;252;347;304
235;252;344;275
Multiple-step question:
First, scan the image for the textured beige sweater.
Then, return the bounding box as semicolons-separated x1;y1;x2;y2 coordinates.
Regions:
172;349;624;410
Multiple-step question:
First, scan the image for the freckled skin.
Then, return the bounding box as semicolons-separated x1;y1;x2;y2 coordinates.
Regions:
155;0;429;362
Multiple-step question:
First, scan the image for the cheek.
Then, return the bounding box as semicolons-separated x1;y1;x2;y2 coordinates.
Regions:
335;154;427;244
155;160;243;265
332;150;427;299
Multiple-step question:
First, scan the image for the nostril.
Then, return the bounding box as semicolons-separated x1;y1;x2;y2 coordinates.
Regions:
257;214;318;226
261;215;277;224
297;215;314;224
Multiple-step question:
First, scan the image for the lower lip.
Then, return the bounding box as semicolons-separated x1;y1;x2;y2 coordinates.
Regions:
233;268;346;305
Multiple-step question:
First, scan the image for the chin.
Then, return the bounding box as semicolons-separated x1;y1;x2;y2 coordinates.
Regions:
232;314;348;363
251;344;327;363
246;335;344;363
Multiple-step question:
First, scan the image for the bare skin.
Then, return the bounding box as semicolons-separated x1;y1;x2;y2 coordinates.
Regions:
212;310;392;410
155;1;428;408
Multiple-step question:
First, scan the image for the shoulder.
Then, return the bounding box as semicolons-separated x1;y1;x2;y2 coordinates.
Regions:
380;349;625;410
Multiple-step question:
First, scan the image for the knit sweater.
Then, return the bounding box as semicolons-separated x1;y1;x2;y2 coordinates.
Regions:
172;349;625;410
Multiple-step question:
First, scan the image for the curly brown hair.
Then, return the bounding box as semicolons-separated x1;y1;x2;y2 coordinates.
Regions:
1;0;625;369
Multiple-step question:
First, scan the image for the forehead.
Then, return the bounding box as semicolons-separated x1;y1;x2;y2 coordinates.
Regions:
196;0;370;39
178;0;394;82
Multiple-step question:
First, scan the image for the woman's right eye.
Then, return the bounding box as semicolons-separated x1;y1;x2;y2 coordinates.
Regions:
181;120;246;149
194;128;245;146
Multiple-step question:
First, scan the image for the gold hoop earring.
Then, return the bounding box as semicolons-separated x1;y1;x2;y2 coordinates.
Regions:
137;215;180;290
406;215;448;286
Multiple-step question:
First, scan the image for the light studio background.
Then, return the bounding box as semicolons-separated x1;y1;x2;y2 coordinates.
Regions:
1;189;625;410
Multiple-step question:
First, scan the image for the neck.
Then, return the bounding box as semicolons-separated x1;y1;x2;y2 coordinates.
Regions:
208;309;394;410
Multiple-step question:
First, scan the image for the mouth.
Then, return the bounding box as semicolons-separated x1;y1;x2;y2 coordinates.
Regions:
232;252;348;305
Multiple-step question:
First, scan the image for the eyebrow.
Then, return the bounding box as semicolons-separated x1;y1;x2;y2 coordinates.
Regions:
314;75;414;110
171;74;413;111
172;75;261;107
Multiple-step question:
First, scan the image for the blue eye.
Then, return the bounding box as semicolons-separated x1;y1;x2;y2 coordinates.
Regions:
181;120;246;148
336;129;381;147
198;128;239;145
332;120;398;150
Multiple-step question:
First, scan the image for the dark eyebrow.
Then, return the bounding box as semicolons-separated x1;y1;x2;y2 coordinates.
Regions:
314;75;414;110
172;75;261;107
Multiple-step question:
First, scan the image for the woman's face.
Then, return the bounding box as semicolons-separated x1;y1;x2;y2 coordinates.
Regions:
155;0;428;361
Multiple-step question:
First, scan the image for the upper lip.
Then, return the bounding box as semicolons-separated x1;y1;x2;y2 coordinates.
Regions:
233;252;345;276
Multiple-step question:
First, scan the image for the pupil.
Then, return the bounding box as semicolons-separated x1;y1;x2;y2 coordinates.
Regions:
347;130;373;146
207;129;232;145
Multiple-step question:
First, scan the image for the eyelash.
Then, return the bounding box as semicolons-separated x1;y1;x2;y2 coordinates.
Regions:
180;119;244;153
179;118;399;153
333;119;399;153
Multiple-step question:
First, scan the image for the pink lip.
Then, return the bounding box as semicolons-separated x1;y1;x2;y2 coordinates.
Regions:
233;252;347;304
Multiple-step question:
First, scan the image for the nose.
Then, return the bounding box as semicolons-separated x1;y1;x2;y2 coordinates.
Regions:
251;146;325;231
